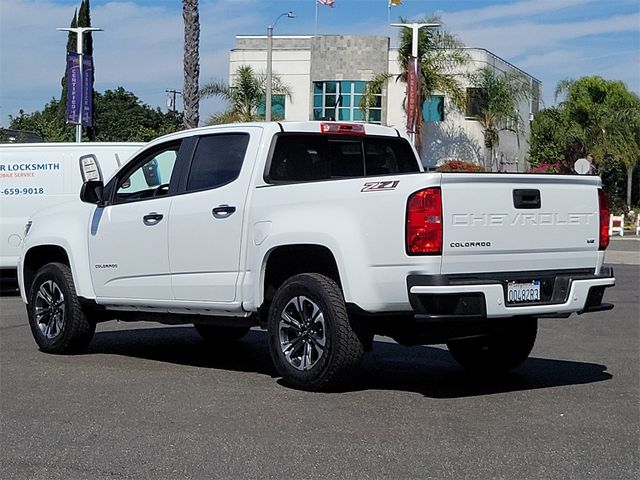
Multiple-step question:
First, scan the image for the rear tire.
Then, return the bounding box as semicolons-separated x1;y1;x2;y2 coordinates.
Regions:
267;273;363;391
446;317;537;374
193;324;249;343
27;262;95;354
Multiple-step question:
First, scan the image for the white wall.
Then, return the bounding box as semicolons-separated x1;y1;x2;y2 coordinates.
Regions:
230;39;311;121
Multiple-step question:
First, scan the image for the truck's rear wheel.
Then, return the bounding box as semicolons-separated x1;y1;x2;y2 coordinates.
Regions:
446;317;537;374
193;324;249;343
267;273;363;391
27;262;95;354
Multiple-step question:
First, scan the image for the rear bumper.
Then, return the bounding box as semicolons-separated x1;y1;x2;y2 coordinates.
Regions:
408;267;615;319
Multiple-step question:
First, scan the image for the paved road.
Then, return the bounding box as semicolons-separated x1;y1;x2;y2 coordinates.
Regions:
606;236;640;265
1;265;638;479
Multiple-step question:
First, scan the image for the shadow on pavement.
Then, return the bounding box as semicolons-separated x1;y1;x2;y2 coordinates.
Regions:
86;326;612;398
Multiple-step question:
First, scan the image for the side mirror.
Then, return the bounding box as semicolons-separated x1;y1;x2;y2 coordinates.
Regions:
80;180;105;205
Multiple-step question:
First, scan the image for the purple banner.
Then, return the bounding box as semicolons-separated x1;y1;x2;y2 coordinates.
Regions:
81;55;94;126
66;52;81;125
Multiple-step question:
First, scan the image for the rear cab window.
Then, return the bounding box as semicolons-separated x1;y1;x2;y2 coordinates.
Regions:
266;133;419;183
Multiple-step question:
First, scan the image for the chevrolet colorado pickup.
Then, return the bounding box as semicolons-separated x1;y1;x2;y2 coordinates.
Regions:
18;121;615;390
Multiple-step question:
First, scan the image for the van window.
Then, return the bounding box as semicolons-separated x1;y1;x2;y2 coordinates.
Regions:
185;134;249;192
267;134;419;183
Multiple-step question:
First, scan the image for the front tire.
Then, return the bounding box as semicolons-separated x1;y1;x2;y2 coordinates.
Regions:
267;273;364;391
446;317;537;374
27;262;95;354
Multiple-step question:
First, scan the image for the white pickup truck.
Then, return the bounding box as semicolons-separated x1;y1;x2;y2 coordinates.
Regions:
17;121;615;390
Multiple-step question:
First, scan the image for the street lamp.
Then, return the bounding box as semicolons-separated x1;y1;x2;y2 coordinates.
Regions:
390;23;438;145
57;26;102;143
266;11;294;122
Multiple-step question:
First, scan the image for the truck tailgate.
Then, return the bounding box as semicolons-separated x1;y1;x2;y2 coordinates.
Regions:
440;174;602;274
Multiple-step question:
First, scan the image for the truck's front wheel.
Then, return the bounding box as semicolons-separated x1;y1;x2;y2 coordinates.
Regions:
27;262;95;354
267;273;363;391
446;317;537;374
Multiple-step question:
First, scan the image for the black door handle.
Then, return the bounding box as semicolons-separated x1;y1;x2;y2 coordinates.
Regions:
212;205;236;219
513;189;541;209
143;212;164;225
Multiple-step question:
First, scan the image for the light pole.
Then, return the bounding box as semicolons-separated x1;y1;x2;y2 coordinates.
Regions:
390;22;439;145
57;26;102;142
266;11;294;122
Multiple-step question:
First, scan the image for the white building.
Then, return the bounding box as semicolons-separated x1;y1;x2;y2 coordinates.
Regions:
229;35;541;171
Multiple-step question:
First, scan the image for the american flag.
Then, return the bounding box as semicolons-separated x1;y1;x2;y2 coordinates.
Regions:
317;0;335;7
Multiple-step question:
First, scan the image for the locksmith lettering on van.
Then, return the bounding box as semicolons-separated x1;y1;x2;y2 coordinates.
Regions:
0;142;144;272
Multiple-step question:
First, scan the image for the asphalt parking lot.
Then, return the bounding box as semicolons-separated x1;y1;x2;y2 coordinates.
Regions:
1;244;638;479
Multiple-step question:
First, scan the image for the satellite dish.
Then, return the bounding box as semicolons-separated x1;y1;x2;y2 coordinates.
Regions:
574;158;591;175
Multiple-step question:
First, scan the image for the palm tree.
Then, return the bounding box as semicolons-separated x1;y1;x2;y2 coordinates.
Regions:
182;0;200;129
201;66;291;124
469;67;531;169
361;15;469;154
556;78;640;207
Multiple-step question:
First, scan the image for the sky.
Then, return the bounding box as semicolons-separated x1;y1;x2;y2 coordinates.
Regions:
0;0;639;127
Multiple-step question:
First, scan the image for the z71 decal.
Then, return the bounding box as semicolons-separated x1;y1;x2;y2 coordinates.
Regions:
361;180;399;192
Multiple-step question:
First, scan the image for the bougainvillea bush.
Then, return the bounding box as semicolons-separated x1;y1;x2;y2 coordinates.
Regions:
527;162;565;174
436;160;486;172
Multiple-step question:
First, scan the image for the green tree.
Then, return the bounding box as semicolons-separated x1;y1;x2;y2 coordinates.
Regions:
361;15;469;153
531;76;640;208
10;100;72;142
9;88;183;142
469;67;532;169
201;65;291;124
78;0;93;57
182;0;200;128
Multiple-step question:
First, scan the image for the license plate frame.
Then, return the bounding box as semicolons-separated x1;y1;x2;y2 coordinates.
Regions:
506;280;541;304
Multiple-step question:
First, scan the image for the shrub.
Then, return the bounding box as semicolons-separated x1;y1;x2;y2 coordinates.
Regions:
527;162;564;174
436;160;485;172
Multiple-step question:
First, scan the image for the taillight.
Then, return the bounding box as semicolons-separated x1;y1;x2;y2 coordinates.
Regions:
406;187;443;255
598;188;610;250
320;122;365;136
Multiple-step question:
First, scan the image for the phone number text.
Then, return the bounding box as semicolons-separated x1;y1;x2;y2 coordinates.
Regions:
1;188;45;195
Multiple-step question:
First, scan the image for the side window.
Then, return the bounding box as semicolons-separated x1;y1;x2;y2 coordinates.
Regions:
113;143;180;204
185;133;249;192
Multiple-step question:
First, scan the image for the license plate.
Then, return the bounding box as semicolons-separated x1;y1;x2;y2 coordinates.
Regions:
507;280;541;304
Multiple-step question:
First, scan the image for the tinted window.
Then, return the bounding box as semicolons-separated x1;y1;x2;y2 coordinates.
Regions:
268;134;419;182
186;134;249;192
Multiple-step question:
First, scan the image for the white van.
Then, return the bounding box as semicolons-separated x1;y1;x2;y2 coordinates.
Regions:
0;142;144;271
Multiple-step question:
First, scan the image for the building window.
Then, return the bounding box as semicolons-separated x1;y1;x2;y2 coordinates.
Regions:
423;95;444;122
257;94;286;120
466;88;485;118
531;81;540;116
312;81;382;124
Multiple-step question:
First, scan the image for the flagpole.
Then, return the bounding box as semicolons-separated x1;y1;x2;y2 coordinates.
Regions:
315;1;318;35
